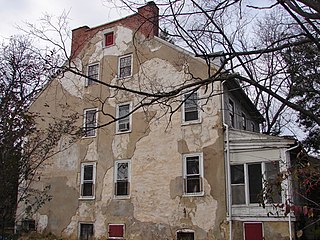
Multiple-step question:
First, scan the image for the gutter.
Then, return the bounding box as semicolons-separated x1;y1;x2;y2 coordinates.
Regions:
222;80;232;240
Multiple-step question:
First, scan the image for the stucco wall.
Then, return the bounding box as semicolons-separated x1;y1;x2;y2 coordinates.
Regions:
27;23;226;240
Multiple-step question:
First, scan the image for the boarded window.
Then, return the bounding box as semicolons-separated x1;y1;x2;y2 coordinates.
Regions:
108;224;124;239
105;32;114;47
244;222;263;240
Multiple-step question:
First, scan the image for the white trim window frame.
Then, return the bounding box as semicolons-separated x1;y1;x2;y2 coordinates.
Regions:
80;162;96;200
182;91;201;124
78;222;94;240
86;63;99;87
114;160;131;198
183;153;204;196
230;161;281;206
83;108;98;137
116;102;132;133
118;54;133;79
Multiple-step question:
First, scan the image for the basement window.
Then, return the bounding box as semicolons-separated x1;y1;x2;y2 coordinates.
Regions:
108;224;125;239
177;230;194;240
79;223;94;240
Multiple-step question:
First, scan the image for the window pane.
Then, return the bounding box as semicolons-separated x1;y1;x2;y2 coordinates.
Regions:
186;176;201;193
115;181;129;196
84;165;93;180
231;165;244;184
117;162;128;180
232;184;245;204
248;163;262;203
186;157;199;175
265;162;281;203
80;224;94;240
82;182;93;196
177;232;194;240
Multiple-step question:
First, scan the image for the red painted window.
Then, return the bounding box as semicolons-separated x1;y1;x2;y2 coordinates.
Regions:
108;224;124;239
105;32;114;47
244;222;263;240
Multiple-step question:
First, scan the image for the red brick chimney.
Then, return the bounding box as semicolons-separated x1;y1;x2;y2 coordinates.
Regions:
70;2;159;58
137;1;159;38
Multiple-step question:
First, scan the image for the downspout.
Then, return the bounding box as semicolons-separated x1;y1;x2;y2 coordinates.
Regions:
222;80;232;240
284;144;299;240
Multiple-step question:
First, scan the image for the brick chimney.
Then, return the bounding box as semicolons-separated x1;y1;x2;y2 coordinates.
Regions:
71;26;90;58
70;2;159;58
137;1;159;38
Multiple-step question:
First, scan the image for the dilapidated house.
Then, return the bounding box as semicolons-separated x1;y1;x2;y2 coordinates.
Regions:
18;2;297;239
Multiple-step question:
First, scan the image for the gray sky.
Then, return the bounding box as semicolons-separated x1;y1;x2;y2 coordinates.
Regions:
0;0;129;39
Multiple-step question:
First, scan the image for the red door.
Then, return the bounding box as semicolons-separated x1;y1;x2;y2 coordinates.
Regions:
244;222;263;240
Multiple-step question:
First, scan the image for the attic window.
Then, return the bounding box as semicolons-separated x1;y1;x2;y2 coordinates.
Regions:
105;32;114;47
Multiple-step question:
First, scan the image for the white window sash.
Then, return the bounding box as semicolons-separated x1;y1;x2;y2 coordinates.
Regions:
80;163;96;199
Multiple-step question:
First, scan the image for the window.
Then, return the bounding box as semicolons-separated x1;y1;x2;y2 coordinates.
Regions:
114;160;131;197
79;223;94;240
108;224;125;239
80;163;96;199
84;109;97;137
228;99;235;127
230;162;281;205
183;92;200;123
177;230;194;240
118;54;132;78
104;32;114;47
116;103;131;133
87;64;99;86
231;164;245;204
183;153;203;196
241;113;246;130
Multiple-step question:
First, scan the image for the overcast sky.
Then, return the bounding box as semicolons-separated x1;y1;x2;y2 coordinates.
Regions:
0;0;130;39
